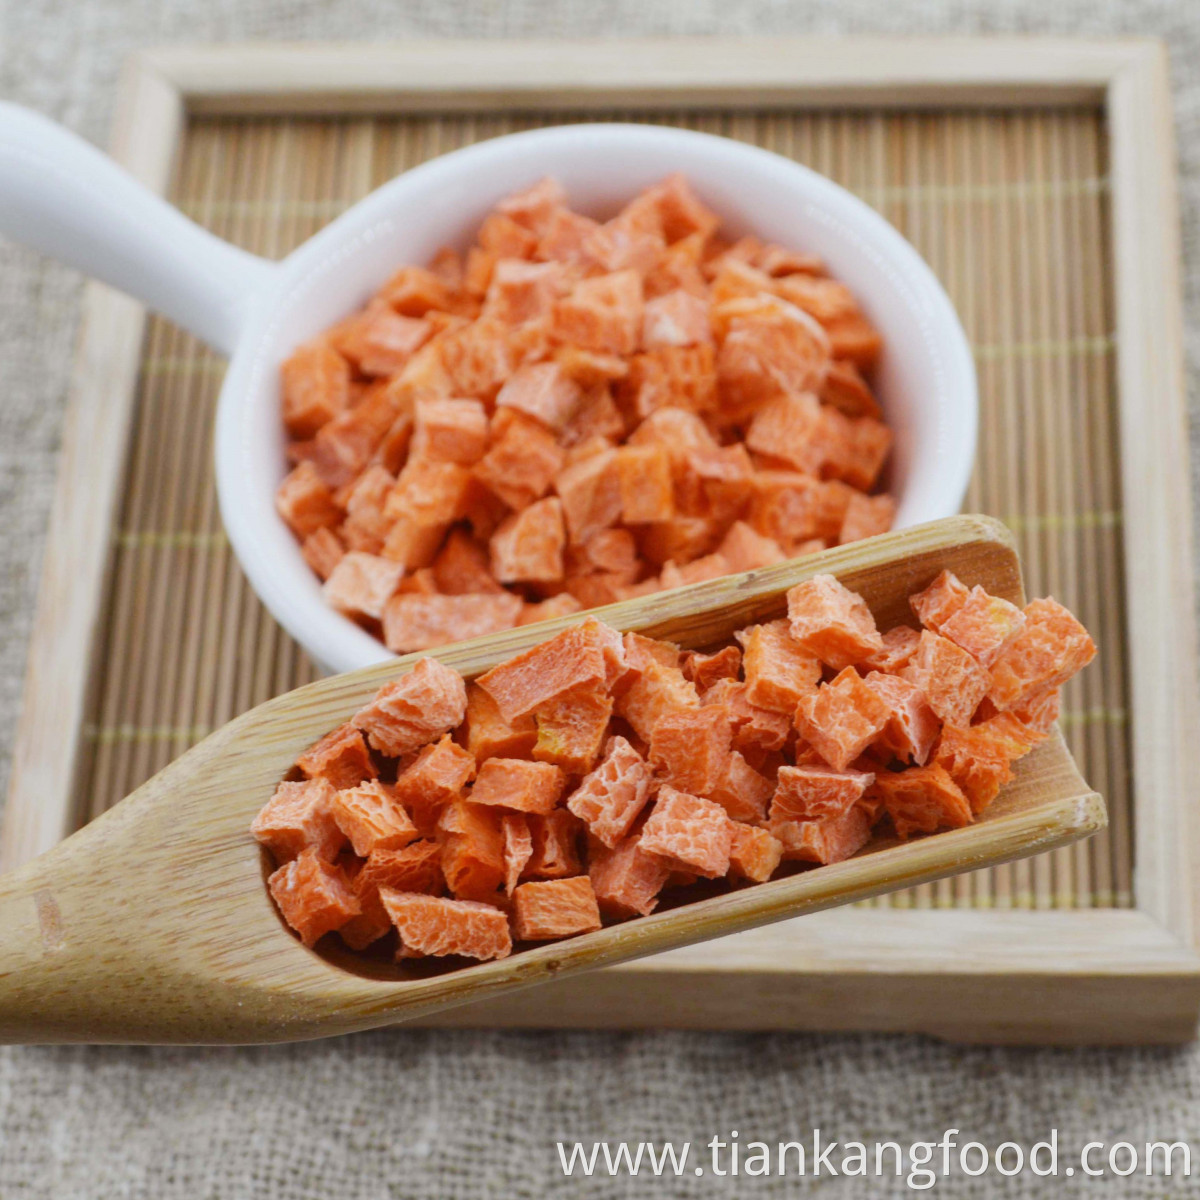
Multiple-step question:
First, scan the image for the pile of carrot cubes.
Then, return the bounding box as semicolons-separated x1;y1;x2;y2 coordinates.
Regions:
253;569;1095;962
275;173;896;654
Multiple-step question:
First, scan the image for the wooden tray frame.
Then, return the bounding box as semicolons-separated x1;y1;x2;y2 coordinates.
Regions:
5;37;1197;1043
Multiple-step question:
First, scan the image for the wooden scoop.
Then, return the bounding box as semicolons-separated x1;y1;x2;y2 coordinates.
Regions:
0;516;1105;1044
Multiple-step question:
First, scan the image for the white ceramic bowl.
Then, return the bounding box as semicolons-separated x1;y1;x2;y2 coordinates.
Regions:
0;111;976;676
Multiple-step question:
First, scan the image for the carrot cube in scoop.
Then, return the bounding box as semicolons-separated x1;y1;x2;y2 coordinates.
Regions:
496;361;582;432
614;658;700;744
786;573;884;669
276;461;342;539
708;751;775;824
862;672;940;766
296;723;377;790
380;890;512;960
871;762;973;840
566;735;654;848
281;340;350;439
987;598;1097;712
412;397;490;466
901;631;990;727
252;778;344;863
340;840;445;950
525;810;584;879
512;876;603;941
465;684;538;764
352;657;468;757
589;835;670;918
330;781;419;857
268;849;360;946
640;786;733;879
793;666;890;771
437;798;507;900
770;763;875;824
938;585;1026;668
737;619;822;714
727;822;784;882
933;724;1017;815
502;814;533;895
532;684;614;775
648;704;732;797
909;569;970;632
470;758;566;815
771;804;873;865
392;734;476;836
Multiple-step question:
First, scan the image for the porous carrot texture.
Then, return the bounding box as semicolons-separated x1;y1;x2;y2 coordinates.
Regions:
277;176;898;655
255;575;1095;958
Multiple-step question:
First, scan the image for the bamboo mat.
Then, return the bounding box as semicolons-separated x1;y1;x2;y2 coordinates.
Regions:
78;107;1130;911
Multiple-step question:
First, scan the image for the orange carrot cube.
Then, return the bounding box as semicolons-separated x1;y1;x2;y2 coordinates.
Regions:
276;461;342;538
412;397;490;465
525;810;584;878
871;762;973;840
473;411;564;510
770;763;875;824
746;393;827;475
470;758;566;815
825;312;883;370
393;734;476;835
377;265;454;315
566;735;654;848
380;890;511;960
901;630;990;727
268;849;360;946
820;357;881;419
862;625;921;674
478;211;539;259
771;804;873;865
301;526;346;581
436;798;507;900
702;679;792;757
556;449;623;544
352;657;468;757
642;289;711;348
551;269;644;356
512;876;603;940
322;551;405;621
476;617;615;721
281;340;351;438
518;593;586;626
938;585;1027;668
932;723;1019;814
748;472;852;549
786;573;884;669
502;813;533;896
987;598;1097;711
465;684;538;764
614;658;700;743
252;778;344;863
532;683;614;775
708;751;775;823
680;645;742;692
311;387;400;487
330;780;419;857
862;672;940;766
728;822;784;883
484;258;567;325
432;528;505;595
379;516;447;572
296;722;377;790
793;666;891;771
639;786;733;879
340;840;446;949
332;305;433;376
717;521;786;573
909;569;970;632
489;496;566;583
648;705;733;796
382;592;522;653
838;492;896;545
496;361;582;432
588;834;670;918
384;456;473;527
737;618;822;713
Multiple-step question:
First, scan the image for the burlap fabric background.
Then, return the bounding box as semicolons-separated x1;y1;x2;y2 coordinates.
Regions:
1;2;1198;1196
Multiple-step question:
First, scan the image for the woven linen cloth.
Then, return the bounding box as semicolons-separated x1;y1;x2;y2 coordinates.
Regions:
1;2;1199;1196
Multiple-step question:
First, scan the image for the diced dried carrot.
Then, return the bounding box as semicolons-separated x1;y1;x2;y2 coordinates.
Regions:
737;619;822;713
476;617;615;721
680;645;742;692
377;265;455;315
502;813;533;896
382;592;522;653
496;361;582;432
380;516;448;571
518;593;586;626
332;305;433;376
825;312;883;370
525;810;583;878
465;684;538;764
727;822;784;882
871;762;972;840
381;890;511;960
639;786;732;879
702;678;791;757
717;521;786;573
301;526;346;581
565;735;654;848
615;444;675;524
649;704;733;796
490;496;566;584
276;461;342;538
862;625;921;674
532;683;614;775
820;358;882;419
681;443;756;521
310;387;400;488
470;757;566;815
512;876;602;940
708;751;775;823
393;734;476;836
793;666;891;771
330;780;418;857
352;657;468;757
551;270;644;356
588;834;670;918
535;206;602;265
862;672;940;766
282;340;351;438
431;528;505;595
436;797;507;900
987;598;1097;711
614;657;700;743
341;839;446;949
385;456;473;527
296;723;377;790
838;492;895;545
772;804;873;865
269;849;360;946
746;393;827;475
932;723;1019;814
770;763;875;824
473;411;564;510
642;289;711;348
495;177;568;233
412;397;490;466
252;778;344;863
901;630;990;727
322;551;405;621
555;449;623;544
748;472;852;549
909;569;970;632
624;344;717;418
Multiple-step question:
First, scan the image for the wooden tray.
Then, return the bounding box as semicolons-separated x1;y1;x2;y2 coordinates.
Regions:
5;38;1197;1043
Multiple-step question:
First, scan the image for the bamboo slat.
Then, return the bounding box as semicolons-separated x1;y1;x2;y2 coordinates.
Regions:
72;105;1130;912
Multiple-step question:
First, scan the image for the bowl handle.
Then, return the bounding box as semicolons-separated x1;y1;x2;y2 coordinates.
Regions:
0;102;275;356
